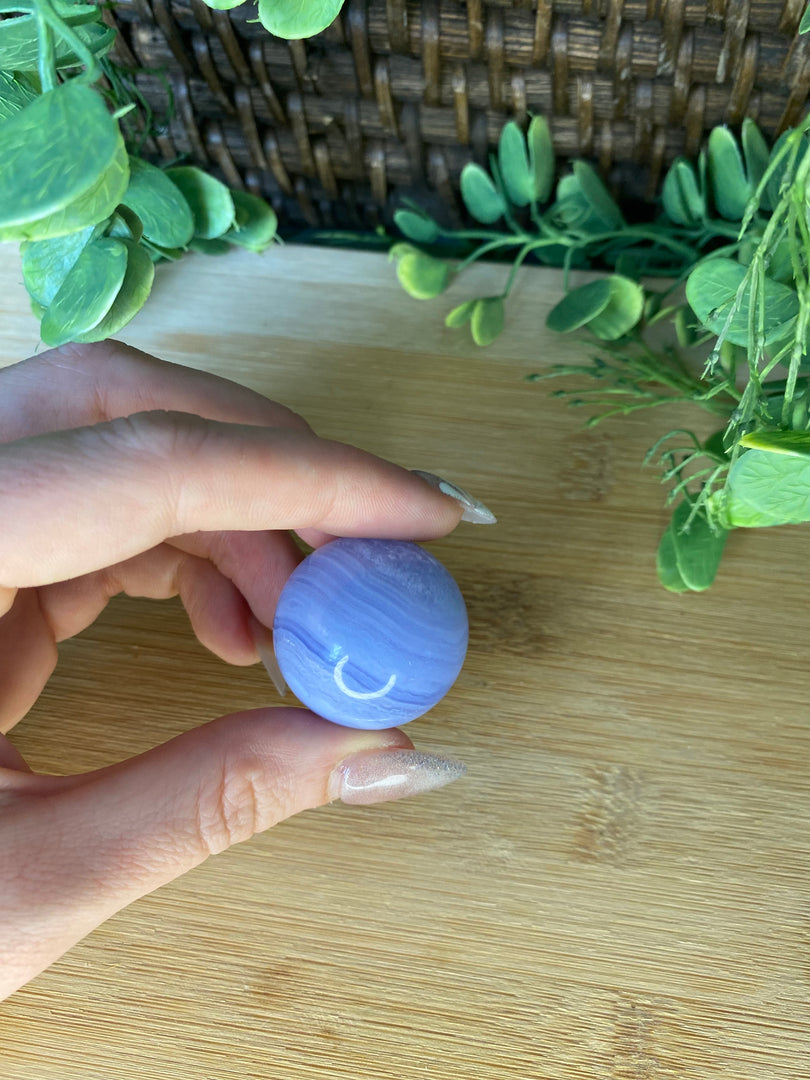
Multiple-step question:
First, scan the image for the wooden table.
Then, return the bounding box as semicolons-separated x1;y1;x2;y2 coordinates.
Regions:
1;246;808;1079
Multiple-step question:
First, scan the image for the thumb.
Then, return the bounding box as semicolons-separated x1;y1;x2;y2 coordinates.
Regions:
1;709;465;1000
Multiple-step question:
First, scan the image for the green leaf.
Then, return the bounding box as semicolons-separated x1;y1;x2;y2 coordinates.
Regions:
533;242;581;268
51;1;105;22
124;157;195;248
459;163;506;224
0;14;114;71
685;257;799;346
527;115;554;204
72;240;155;342
470;297;504;346
703;429;729;460
188;236;232;255
394;209;439;244
571;162;623;230
661;158;705;226
554;172;621;235
585;275;645;340
723;448;810;527
5;129;130;242
498;122;533;207
800;3;810;33
141;238;185;263
656;525;691;592
0;82;120;235
741;119;771;194
668;500;728;591
767;237;793;285
165;166;235;239
707;126;750;220
395;250;450;299
39;237;128;347
739;430;810;457
201;0;244;8
546;278;612;333
256;0;343;39
223;190;278;252
107;205;144;243
20;224;100;306
445;300;476;328
0;71;36;121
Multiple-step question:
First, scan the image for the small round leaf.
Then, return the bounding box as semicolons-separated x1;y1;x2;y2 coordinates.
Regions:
667;500;727;592
396;251;450;299
165;167;235;239
189;237;232;255
572;162;623;230
685;257;799;346
223;190;278;252
470;297;505;346
724;449;810;527
124;158;195;248
73;240;155;342
11;132;130;243
40;237;128;347
661;158;704;226
708;126;750;221
585;275;644;340
394;209;439;244
460;163;506;224
445;301;476;328
257;0;343;39
0;82;120;236
498;121;533;207
21;225;100;307
546;278;612;334
527;115;554;204
656;525;691;592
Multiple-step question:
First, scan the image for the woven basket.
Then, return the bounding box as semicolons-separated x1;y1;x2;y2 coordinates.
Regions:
108;1;810;230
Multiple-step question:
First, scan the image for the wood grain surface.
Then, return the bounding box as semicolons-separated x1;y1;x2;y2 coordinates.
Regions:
1;246;809;1079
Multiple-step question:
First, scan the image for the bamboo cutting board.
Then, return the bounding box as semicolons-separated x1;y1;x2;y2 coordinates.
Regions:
1;246;809;1080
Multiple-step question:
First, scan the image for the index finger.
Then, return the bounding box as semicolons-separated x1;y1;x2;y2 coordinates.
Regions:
0;411;466;590
0;340;311;442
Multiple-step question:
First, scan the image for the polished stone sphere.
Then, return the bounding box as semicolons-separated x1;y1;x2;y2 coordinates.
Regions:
273;538;468;729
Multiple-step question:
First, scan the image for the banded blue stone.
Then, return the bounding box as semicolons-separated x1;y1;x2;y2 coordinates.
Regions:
273;538;468;729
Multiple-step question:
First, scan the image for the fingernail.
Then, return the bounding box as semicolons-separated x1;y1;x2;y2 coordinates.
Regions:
328;749;467;806
249;615;287;697
411;470;497;524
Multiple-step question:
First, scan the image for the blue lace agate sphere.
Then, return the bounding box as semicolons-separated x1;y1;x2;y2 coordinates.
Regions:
273;538;468;729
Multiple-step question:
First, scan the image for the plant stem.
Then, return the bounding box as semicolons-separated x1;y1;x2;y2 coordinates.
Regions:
35;4;56;93
455;236;526;272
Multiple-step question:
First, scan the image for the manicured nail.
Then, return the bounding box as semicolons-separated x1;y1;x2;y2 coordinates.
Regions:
249;615;287;697
329;749;467;806
412;470;497;524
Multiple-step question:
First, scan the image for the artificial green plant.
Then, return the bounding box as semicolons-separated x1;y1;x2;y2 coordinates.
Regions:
392;69;810;592
200;0;344;40
0;0;283;346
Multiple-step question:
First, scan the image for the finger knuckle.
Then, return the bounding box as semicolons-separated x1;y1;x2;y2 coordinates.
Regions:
194;744;290;856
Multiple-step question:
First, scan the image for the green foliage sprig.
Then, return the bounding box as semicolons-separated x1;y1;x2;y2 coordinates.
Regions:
0;0;279;345
392;108;810;593
200;0;343;40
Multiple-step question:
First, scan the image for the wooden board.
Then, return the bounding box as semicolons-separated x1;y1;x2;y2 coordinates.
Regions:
1;245;808;1079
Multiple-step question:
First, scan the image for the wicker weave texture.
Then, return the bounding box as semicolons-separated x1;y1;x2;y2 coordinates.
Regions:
110;1;810;228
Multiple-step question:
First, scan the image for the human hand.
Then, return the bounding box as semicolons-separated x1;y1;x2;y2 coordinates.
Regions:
0;341;483;1000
